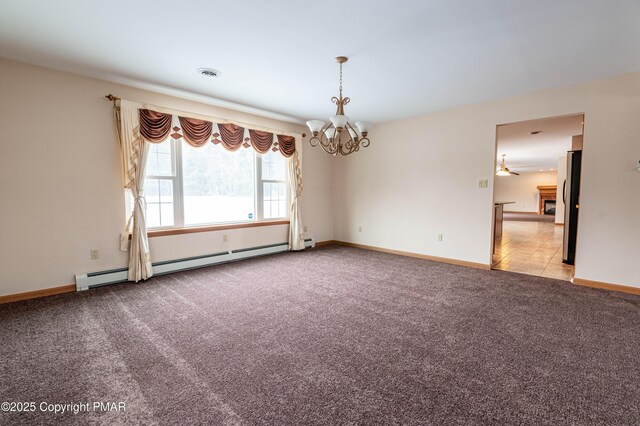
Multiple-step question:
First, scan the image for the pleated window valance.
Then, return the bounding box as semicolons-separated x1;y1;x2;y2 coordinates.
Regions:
139;109;296;157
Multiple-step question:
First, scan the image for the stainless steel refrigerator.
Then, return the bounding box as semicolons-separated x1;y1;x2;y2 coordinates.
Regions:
563;150;582;265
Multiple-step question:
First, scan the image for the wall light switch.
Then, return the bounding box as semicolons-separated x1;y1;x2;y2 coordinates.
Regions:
303;226;308;233
222;234;228;243
437;234;443;242
90;249;99;260
478;179;488;189
358;226;363;232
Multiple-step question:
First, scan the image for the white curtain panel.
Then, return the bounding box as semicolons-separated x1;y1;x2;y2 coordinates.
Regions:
118;100;153;282
288;143;305;251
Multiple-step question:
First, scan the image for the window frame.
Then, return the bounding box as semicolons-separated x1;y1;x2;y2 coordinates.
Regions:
256;150;290;222
143;139;180;228
143;138;290;231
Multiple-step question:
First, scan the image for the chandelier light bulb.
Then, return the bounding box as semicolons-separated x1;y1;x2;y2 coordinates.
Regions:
306;120;325;135
355;121;373;135
330;115;349;129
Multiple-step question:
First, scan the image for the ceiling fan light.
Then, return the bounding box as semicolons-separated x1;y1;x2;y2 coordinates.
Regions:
306;120;325;134
330;115;349;129
355;121;373;135
496;170;510;176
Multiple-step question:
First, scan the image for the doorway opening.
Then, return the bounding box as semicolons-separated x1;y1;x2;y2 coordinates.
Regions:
492;113;584;281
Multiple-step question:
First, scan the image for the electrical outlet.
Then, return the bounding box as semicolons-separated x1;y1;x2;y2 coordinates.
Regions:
358;226;363;232
222;234;228;243
437;234;443;242
90;249;99;260
478;179;488;189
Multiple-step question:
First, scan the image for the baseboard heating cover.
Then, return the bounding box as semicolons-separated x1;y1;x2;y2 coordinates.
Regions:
75;239;315;291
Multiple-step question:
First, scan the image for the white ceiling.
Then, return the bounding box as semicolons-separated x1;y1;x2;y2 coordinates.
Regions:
496;114;584;172
1;1;640;124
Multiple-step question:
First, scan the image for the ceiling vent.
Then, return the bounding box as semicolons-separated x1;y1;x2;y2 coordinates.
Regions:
197;68;220;78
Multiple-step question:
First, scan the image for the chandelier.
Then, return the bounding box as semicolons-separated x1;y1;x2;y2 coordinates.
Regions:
305;56;373;156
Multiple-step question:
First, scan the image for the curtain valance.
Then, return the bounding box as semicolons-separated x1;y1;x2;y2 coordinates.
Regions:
217;123;245;151
249;129;273;154
178;116;212;147
139;109;296;157
277;135;296;157
139;109;172;142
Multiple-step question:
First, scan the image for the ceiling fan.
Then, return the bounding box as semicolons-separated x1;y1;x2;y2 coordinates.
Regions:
496;154;519;176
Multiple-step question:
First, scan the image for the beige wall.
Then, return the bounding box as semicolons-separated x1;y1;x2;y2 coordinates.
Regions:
332;72;640;287
494;171;558;213
0;59;334;297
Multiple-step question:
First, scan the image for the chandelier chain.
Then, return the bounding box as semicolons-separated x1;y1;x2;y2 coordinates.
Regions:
339;62;343;99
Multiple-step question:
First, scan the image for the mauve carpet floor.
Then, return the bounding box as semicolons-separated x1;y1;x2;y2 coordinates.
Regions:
1;245;640;425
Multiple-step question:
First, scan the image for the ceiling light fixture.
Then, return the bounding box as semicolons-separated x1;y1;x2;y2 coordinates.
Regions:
197;68;220;78
306;56;373;156
496;154;519;176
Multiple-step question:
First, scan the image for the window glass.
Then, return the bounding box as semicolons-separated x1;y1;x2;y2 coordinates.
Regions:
182;143;255;225
262;149;287;181
144;178;174;228
146;141;173;177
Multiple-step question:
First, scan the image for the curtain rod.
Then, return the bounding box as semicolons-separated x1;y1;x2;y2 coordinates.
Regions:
105;94;120;103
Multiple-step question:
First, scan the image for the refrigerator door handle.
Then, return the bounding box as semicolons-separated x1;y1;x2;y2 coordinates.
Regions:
562;179;567;204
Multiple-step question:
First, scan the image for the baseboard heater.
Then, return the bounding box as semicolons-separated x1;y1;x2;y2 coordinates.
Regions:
75;238;315;291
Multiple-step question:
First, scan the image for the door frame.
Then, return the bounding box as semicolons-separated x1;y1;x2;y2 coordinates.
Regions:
489;112;585;276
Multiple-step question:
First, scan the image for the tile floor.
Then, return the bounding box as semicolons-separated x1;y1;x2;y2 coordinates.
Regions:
492;219;575;280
